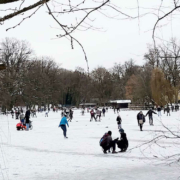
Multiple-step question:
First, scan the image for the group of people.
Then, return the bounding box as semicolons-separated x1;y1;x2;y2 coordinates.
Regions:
18;109;31;130
114;107;120;114
155;105;179;116
10;108;37;119
11;108;23;119
136;108;158;131
136;104;179;131
58;107;108;139
57;107;129;154
61;108;73;122
90;108;106;121
100;129;129;154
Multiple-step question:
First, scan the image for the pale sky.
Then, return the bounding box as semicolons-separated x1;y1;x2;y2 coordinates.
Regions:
0;0;180;71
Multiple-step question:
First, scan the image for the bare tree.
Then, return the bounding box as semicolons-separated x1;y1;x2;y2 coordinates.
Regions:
0;37;32;109
91;67;112;105
145;39;180;103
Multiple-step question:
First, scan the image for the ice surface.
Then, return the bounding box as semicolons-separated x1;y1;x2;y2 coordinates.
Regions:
0;109;180;180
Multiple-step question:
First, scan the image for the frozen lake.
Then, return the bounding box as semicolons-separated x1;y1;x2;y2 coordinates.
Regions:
0;109;180;180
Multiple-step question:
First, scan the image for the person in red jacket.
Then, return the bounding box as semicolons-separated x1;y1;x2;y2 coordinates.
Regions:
90;109;96;121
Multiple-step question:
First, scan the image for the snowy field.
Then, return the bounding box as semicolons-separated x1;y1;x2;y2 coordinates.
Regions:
0;109;180;180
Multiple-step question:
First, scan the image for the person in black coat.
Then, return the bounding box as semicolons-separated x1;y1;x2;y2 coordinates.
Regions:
11;110;14;118
16;111;20;119
102;108;106;117
171;105;174;112
137;111;145;131
145;108;157;126
175;105;178;111
116;129;128;152
167;106;170;116
116;114;122;129
25;109;30;130
157;106;162;116
69;109;73;122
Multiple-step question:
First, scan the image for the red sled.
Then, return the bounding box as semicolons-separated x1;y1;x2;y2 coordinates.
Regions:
16;123;26;131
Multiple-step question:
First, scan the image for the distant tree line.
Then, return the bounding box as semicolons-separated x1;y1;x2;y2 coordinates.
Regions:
0;38;180;110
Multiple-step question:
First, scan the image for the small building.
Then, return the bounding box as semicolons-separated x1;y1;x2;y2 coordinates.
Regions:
109;100;131;109
79;103;97;108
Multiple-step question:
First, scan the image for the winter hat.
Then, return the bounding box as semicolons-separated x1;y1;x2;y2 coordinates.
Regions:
119;128;124;133
108;131;112;135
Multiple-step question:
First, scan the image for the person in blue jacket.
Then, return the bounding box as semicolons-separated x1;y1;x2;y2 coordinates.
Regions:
59;113;69;138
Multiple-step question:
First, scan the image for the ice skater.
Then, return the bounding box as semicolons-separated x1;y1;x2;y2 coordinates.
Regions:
157;106;162;116
167;106;170;116
106;107;108;112
45;110;48;117
11;109;14;118
58;113;69;138
69;109;73;122
164;106;167;114
145;108;157;126
96;109;101;121
25;109;30;130
114;108;116;114
90;109;96;121
81;109;85;116
116;114;122;129
102;108;106;117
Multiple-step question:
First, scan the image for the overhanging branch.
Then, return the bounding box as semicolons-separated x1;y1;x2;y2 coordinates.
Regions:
0;0;19;4
0;0;50;23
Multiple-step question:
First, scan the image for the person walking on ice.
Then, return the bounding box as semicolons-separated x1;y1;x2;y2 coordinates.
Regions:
167;106;170;116
157;106;162;116
11;109;14;118
25;109;30;131
116;114;122;129
90;109;96;121
137;111;146;131
45;110;48;117
59;113;69;138
145;108;157;126
96;109;101;121
102;107;106;117
69;109;73;122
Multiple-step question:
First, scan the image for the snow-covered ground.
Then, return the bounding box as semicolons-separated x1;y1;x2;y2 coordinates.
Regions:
0;109;180;180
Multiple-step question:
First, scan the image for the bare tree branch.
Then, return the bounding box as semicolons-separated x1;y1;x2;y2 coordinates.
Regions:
0;0;50;23
45;2;90;73
6;4;43;31
0;0;19;4
152;5;180;46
